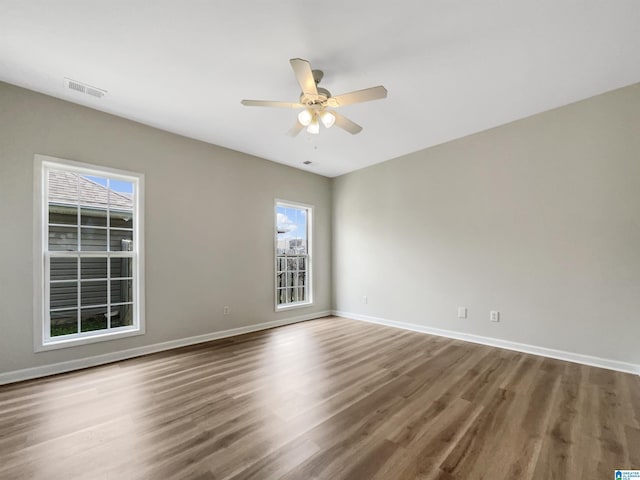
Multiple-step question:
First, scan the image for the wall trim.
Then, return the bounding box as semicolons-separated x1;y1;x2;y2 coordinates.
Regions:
0;311;331;385
333;311;640;376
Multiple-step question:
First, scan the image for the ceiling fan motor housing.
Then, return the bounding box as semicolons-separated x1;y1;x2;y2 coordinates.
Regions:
300;70;330;107
300;87;331;108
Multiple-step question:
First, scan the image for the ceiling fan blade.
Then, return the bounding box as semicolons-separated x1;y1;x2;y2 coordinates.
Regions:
241;100;304;108
332;111;363;135
326;86;387;107
287;120;305;137
290;58;318;96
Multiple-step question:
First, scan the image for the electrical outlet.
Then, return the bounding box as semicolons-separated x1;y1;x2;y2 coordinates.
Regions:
362;296;368;304
458;307;467;319
490;310;500;322
223;306;230;315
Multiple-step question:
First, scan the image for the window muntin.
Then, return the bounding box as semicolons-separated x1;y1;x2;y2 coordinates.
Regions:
37;156;144;349
275;201;312;310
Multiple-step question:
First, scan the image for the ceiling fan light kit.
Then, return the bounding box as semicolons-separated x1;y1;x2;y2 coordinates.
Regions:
296;108;336;134
241;58;387;136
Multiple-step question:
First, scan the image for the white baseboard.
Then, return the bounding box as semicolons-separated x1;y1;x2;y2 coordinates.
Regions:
333;310;640;376
0;310;332;385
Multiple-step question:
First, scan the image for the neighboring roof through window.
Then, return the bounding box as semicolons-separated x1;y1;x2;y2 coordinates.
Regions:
48;170;133;210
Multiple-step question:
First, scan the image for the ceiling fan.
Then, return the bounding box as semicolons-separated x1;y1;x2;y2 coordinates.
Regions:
241;58;387;136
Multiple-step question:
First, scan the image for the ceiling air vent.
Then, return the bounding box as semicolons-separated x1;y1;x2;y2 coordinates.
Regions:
64;78;107;98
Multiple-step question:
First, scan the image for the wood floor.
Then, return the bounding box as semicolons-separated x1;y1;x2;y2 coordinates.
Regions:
0;317;638;479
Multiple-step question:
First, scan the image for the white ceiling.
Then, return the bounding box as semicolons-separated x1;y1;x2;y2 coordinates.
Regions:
1;1;639;177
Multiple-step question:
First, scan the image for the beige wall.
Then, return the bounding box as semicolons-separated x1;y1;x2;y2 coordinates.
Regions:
0;82;332;374
332;83;640;365
2;79;639;376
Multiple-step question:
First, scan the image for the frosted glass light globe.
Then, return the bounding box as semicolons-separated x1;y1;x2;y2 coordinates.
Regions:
297;109;313;126
306;117;320;134
320;110;335;128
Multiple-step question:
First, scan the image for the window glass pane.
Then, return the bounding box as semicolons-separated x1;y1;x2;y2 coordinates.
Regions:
276;207;306;253
50;282;77;310
110;257;133;278
50;310;78;337
48;170;78;205
81;306;108;332
50;257;77;281
289;238;305;254
80;280;107;307
49;205;77;225
111;303;133;328
79;175;109;209
80;257;107;279
297;258;306;270
109;180;134;200
80;227;108;251
111;279;132;304
110;210;133;229
49;226;78;251
110;257;132;278
297;287;306;302
110;230;133;251
81;207;107;227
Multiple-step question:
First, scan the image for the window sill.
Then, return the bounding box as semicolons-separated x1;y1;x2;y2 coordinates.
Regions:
275;301;313;313
36;327;144;352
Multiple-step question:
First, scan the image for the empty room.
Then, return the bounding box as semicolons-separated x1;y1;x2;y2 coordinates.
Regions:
1;1;639;479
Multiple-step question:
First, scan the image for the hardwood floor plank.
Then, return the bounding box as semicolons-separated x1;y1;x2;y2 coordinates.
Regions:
530;362;582;479
438;387;516;477
334;438;398;480
624;371;640;428
625;425;640;468
226;437;320;480
381;347;488;447
371;398;480;480
484;368;561;479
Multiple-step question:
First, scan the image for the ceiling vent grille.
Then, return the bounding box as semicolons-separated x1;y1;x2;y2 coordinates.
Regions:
64;78;107;98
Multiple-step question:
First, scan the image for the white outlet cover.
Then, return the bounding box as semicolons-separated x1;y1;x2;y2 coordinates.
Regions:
458;307;467;318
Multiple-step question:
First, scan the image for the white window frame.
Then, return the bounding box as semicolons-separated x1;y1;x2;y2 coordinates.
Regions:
274;199;313;311
33;154;145;351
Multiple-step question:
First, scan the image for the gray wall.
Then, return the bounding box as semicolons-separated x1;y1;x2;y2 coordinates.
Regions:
332;83;640;365
0;82;332;374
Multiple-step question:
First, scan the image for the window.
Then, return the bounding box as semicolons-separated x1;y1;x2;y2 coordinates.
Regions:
35;155;144;350
275;200;312;310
